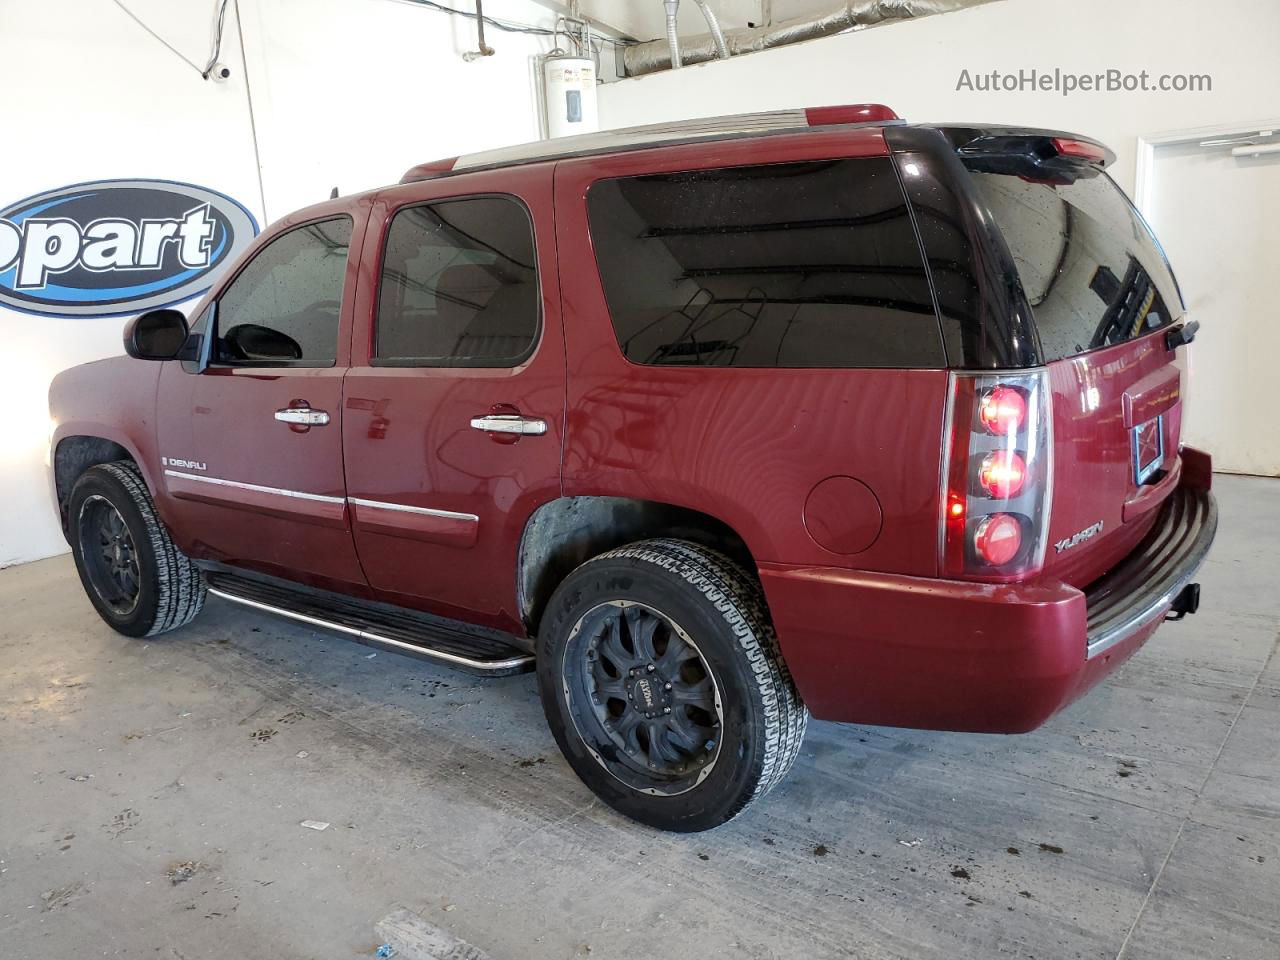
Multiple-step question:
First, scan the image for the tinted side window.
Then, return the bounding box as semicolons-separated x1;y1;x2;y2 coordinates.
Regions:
585;158;943;368
215;217;352;366
965;168;1181;362
375;196;539;367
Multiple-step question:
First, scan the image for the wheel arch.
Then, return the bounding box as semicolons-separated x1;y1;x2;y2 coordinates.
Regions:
52;435;139;539
517;496;757;635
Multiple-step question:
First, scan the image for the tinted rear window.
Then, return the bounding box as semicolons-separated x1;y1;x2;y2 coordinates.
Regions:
965;166;1182;362
375;196;539;367
586;158;944;368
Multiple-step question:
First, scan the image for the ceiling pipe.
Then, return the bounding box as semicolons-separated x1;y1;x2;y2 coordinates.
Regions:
664;0;683;68
463;0;496;61
625;0;997;77
693;0;731;60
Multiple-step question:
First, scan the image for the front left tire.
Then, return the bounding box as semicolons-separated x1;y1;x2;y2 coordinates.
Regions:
68;460;206;637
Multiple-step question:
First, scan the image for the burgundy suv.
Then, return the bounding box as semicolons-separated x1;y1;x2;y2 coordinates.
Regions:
49;104;1216;831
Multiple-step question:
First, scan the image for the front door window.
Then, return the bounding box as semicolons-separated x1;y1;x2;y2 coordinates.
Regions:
215;216;353;366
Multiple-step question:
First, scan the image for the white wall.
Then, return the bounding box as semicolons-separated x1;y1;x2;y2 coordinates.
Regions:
0;0;261;568
240;0;558;221
0;0;560;567
597;0;1280;195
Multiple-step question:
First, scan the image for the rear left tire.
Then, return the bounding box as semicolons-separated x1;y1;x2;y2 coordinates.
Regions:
536;538;808;832
68;461;206;637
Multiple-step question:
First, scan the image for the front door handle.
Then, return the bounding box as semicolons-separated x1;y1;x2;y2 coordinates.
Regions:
469;414;547;436
275;406;331;426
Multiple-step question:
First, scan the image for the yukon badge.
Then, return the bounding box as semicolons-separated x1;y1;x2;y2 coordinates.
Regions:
0;179;257;317
1055;520;1104;553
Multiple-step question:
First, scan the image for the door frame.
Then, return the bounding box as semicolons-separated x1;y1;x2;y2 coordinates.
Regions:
1135;118;1280;216
1133;117;1280;478
339;162;566;632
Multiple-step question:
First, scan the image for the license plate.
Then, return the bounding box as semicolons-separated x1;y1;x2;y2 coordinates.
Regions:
1132;414;1164;485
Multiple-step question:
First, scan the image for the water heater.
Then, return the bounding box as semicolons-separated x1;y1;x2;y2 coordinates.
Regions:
543;55;598;139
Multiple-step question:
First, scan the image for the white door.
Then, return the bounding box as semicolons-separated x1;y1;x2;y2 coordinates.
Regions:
1142;136;1280;476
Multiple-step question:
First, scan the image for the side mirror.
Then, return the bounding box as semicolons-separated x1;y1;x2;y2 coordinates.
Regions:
124;309;190;361
221;323;303;362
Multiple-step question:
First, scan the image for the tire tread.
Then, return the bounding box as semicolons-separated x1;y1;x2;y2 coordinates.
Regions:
95;461;205;636
577;538;808;823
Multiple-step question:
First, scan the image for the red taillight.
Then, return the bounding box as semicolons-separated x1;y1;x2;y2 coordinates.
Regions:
804;104;900;127
1051;137;1107;165
978;450;1027;499
941;372;1052;580
974;513;1022;566
978;386;1026;436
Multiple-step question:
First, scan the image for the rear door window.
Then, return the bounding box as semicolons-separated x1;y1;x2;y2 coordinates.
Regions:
965;167;1182;361
374;196;539;367
586;158;943;368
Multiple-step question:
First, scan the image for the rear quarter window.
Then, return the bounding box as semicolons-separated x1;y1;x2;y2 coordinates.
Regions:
586;157;944;368
966;167;1182;362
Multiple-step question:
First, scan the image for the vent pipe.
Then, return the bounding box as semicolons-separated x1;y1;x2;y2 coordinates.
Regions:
693;1;731;60
664;0;682;68
626;0;996;77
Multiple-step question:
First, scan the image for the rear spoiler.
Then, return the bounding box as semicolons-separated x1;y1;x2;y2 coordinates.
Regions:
938;125;1115;182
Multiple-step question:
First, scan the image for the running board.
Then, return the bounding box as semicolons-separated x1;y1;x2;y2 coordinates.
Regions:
205;572;534;676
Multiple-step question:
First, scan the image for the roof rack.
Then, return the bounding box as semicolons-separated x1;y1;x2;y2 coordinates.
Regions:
400;103;901;183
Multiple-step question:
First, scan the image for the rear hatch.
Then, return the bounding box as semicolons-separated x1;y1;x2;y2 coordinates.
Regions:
960;137;1188;587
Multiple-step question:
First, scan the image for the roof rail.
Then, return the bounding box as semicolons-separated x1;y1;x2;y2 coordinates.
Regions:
400;103;901;183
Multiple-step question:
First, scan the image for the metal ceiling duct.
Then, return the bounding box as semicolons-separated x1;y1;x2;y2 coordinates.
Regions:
693;0;731;61
664;0;683;68
624;0;997;77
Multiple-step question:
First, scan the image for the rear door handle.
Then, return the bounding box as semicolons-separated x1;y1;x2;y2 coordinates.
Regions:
275;406;331;426
469;414;547;436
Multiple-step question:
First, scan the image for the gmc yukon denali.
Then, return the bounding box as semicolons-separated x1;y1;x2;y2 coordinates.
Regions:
48;105;1217;832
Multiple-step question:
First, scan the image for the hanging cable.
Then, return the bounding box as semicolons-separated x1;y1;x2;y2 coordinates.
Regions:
202;0;231;78
110;0;235;80
111;0;638;80
109;0;205;74
391;0;639;46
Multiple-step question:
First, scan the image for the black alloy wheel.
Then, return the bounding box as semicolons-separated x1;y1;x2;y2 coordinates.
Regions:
537;539;809;832
67;461;206;637
78;494;141;617
566;599;723;796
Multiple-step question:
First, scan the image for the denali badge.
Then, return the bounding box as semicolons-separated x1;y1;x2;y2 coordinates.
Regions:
1055;521;1104;553
162;456;206;471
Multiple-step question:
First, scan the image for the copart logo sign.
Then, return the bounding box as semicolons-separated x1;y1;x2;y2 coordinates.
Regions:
0;179;258;317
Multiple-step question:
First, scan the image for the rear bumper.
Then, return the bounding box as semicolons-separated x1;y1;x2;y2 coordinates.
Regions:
760;467;1217;734
1084;484;1217;658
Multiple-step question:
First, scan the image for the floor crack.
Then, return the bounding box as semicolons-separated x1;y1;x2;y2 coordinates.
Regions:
1114;630;1280;960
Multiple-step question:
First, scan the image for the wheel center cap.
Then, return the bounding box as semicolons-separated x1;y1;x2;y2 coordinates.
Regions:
627;674;671;718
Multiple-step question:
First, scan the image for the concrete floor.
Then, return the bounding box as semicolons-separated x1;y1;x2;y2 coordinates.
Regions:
1;474;1277;960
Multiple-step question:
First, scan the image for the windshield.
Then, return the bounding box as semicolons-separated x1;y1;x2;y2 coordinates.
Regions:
965;164;1183;362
